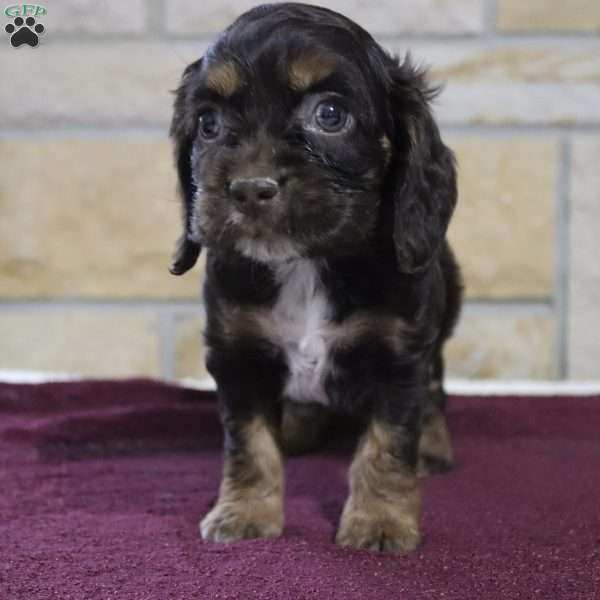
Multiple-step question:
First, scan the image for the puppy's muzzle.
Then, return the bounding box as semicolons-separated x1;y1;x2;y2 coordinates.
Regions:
229;177;279;211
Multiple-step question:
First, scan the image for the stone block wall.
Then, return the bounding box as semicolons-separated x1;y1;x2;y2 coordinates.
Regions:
1;1;599;380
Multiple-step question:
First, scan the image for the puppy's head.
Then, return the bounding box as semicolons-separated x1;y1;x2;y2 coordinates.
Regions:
169;3;456;274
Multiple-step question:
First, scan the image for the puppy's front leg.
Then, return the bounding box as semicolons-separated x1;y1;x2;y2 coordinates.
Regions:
336;398;421;553
200;351;285;543
201;414;284;542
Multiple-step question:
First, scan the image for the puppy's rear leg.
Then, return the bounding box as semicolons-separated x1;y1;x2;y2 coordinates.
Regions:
418;353;454;477
281;400;331;455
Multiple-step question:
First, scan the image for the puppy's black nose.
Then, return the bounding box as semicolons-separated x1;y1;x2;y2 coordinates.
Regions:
229;177;279;205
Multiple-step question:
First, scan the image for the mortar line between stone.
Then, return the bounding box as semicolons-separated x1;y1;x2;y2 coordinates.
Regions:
3;124;600;139
482;0;497;35
145;0;165;36
556;137;572;379
36;32;600;45
158;309;175;379
464;298;553;307
0;127;169;139
0;299;547;312
443;124;600;136
461;304;553;318
0;300;204;311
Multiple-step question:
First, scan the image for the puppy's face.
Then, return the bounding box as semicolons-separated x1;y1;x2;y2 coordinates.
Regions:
171;3;456;272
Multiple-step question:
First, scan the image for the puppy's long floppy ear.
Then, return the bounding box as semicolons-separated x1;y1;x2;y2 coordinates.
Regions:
169;58;203;276
386;56;457;275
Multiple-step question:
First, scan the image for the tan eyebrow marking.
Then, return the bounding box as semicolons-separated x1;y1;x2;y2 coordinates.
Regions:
288;52;337;92
205;60;242;97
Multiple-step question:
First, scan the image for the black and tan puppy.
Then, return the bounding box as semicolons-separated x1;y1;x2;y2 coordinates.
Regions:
169;3;462;553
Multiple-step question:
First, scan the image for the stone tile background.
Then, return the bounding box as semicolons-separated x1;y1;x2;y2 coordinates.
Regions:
1;0;598;381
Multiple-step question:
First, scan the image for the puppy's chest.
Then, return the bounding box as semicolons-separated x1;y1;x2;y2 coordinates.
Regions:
266;260;333;405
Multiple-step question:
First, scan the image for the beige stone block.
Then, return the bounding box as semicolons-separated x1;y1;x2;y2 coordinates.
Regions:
5;41;599;128
568;140;600;379
395;44;600;125
0;310;160;377
174;315;209;379
166;0;482;34
37;1;147;33
446;309;556;379
0;42;204;127
0;139;202;299
497;0;600;32
448;138;556;298
0;136;556;301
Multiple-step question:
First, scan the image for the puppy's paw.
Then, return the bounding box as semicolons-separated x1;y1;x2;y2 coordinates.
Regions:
200;498;283;543
335;509;420;554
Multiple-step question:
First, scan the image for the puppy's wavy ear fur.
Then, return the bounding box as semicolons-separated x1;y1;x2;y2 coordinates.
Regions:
169;58;203;276
386;55;457;275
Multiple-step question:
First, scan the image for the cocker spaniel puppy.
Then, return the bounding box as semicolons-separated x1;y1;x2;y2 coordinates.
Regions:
170;2;462;553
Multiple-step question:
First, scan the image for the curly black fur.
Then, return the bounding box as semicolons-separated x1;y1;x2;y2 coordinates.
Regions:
169;3;463;552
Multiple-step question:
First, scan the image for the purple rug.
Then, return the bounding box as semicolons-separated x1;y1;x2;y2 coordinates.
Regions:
1;380;599;599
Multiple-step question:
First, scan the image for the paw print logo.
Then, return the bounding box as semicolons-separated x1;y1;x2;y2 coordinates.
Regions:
5;16;45;47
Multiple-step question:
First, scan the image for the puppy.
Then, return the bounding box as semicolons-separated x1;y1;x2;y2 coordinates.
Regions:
169;2;462;553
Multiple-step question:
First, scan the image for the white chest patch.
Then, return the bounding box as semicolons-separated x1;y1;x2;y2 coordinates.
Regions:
268;259;332;405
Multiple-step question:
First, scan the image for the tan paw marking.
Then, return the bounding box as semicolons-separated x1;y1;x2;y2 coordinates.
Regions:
201;416;284;543
336;508;420;553
337;420;421;553
200;496;283;543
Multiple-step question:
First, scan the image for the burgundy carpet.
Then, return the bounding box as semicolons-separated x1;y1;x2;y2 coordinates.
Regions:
1;380;599;599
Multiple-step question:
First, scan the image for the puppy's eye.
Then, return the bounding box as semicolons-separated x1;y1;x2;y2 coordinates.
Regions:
315;101;348;133
198;108;221;140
